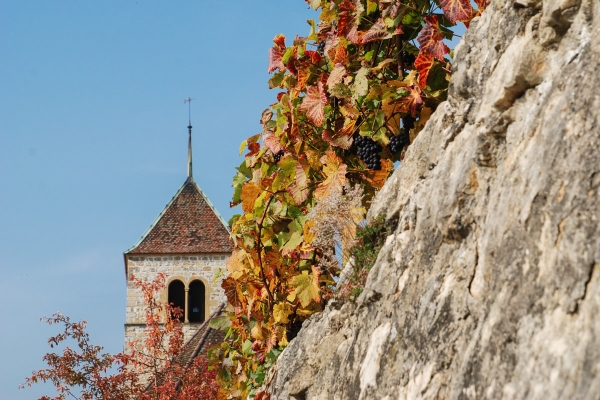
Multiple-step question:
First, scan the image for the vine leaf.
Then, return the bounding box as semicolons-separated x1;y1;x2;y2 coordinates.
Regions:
363;158;394;189
322;128;353;150
417;16;450;61
264;132;283;154
222;277;243;308
273;303;292;324
314;151;347;200
268;34;286;73
327;64;347;88
361;18;391;44
287;163;310;205
241;182;262;213
440;0;474;23
415;53;434;89
300;82;328;126
397;86;423;117
290;268;321;307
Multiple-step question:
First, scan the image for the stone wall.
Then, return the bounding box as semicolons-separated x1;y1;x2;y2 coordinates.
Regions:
267;0;600;399
124;253;228;346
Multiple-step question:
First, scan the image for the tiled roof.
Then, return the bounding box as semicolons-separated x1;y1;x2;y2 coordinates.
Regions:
125;178;233;254
174;302;227;369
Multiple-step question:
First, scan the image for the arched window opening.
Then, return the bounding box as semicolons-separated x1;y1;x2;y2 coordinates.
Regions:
168;280;185;322
188;280;206;323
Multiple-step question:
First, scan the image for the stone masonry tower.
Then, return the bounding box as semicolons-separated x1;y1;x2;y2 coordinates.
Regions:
123;121;232;346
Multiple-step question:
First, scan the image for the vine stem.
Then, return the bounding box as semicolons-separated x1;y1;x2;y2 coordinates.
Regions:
256;194;277;308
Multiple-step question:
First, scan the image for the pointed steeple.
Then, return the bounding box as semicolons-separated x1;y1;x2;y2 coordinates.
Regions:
185;97;194;179
187;123;193;179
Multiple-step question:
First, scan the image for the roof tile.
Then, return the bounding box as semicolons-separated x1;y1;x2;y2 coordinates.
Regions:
126;178;233;254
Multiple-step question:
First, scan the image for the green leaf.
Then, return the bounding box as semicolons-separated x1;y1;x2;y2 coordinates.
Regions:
282;47;295;64
307;19;317;40
241;340;255;356
366;0;377;14
282;231;303;254
330;82;352;98
228;214;241;227
209;315;232;330
290;270;320;307
268;71;286;89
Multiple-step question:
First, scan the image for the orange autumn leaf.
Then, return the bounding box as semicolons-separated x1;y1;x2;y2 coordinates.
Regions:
241;182;262;213
415;53;434;89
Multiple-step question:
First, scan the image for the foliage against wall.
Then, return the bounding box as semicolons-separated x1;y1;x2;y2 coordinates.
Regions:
219;0;487;397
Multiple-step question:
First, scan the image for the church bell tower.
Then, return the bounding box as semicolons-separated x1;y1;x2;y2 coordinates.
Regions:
123;113;232;345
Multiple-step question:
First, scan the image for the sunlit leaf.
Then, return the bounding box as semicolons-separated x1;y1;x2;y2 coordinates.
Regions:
299;82;328;126
287;163;310;205
327;64;347;88
314;151;347;200
417;16;450;61
241;182;262;213
268;34;286;73
361;18;392;44
415;53;434;89
440;0;474;23
290;269;320;307
273;303;292;324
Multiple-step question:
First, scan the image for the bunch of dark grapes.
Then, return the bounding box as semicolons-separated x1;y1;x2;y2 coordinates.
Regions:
274;150;284;163
354;135;382;170
317;41;326;55
387;133;409;154
387;116;416;155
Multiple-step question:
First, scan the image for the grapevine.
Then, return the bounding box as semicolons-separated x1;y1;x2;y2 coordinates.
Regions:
216;0;488;397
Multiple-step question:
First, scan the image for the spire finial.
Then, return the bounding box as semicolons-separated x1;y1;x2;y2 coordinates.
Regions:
184;97;194;179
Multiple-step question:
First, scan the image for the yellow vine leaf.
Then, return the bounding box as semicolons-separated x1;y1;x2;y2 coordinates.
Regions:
273;302;292;324
314;151;347;200
290;267;321;307
241;182;262;213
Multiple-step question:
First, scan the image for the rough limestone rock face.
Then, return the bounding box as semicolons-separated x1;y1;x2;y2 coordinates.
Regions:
267;0;600;399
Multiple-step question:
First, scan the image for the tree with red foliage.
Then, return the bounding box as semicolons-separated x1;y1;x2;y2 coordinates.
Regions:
21;273;219;400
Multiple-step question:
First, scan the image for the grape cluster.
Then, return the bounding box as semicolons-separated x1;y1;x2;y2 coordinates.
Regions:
387;133;409;154
317;41;325;55
354;135;382;170
274;150;284;163
387;116;416;154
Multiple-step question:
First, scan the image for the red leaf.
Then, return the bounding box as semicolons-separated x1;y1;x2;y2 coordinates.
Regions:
300;82;328;126
361;19;390;44
304;50;321;64
273;34;286;49
246;142;260;158
440;0;474;23
417;16;450;61
397;86;423;117
268;34;286;73
337;10;353;36
415;53;434;89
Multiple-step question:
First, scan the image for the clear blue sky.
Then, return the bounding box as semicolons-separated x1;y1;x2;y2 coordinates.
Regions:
0;2;317;398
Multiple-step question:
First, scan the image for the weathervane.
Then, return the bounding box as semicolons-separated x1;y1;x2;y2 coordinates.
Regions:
184;97;194;179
